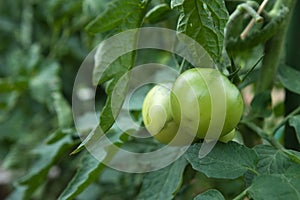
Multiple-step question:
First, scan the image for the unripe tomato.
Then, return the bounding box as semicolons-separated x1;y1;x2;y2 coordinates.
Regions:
171;68;243;140
142;83;195;146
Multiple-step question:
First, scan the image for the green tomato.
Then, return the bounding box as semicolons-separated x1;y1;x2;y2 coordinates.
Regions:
142;83;195;146
218;129;236;143
171;68;244;140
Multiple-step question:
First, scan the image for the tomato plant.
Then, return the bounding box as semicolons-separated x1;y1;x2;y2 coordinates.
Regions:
1;0;300;200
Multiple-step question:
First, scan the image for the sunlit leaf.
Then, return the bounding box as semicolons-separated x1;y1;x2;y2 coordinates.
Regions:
176;0;229;62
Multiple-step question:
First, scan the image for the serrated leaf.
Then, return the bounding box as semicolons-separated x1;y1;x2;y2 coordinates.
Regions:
194;189;225;200
278;65;300;95
137;156;188;200
289;115;300;144
176;0;229;62
58;153;105;200
248;174;300;200
9;130;74;199
254;145;291;174
86;0;148;34
185;142;258;179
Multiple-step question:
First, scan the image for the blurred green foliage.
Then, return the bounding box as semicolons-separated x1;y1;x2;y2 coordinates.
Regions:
0;0;105;199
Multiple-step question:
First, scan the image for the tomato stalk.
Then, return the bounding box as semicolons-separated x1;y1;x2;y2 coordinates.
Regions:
256;0;296;92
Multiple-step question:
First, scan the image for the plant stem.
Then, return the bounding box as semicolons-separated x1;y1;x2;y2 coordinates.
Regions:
242;120;281;149
232;188;249;200
240;0;269;40
272;105;300;135
256;0;296;92
242;120;300;164
284;0;300;151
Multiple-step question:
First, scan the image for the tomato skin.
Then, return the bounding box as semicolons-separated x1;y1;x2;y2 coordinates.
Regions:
142;83;195;146
171;68;244;140
142;68;244;145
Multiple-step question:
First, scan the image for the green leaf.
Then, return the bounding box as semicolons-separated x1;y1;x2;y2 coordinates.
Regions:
0;92;19;122
29;61;61;104
254;145;291;174
248;173;300;200
99;75;130;132
176;0;229;62
285;149;300;164
250;91;272;118
145;3;171;23
86;0;148;34
194;189;225;200
238;69;260;89
52;92;72;129
137;156;188;200
9;130;74;199
2;142;33;169
289;115;300;144
71;121;125;155
60;128;126;199
90;0;147;133
71;126;105;155
185;142;258;179
6;185;27;200
170;0;184;9
284;164;300;191
0;77;28;92
244;170;257;187
278;65;300;95
58;153;105;200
